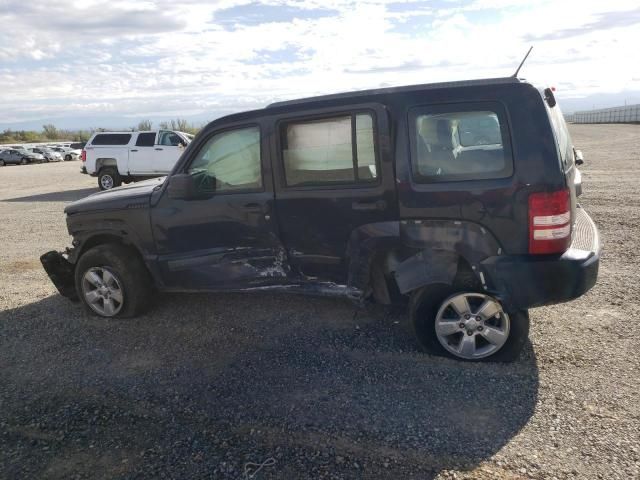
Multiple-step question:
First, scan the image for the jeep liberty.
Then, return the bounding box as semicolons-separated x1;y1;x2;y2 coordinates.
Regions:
41;77;600;362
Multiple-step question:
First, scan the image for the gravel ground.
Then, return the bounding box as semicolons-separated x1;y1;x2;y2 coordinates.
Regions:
1;124;639;479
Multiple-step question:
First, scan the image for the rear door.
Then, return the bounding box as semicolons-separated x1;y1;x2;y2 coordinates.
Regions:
271;103;396;283
128;132;156;174
151;120;285;290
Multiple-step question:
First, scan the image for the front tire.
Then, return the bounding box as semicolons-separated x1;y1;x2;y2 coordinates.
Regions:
65;154;72;161
410;284;529;362
20;158;27;165
98;167;121;190
75;244;153;318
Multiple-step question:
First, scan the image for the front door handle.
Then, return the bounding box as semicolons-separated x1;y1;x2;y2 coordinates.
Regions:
155;148;163;151
130;149;138;152
352;200;386;211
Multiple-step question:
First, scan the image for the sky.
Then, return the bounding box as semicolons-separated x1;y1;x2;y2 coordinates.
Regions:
0;0;639;130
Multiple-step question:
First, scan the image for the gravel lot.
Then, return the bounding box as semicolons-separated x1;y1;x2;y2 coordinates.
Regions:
1;124;639;480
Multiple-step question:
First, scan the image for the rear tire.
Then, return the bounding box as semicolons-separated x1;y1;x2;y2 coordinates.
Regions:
20;158;27;165
65;154;72;161
75;244;153;318
410;284;529;362
98;167;121;190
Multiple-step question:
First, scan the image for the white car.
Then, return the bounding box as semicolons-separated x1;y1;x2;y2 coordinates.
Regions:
82;130;191;190
30;147;63;162
50;147;80;161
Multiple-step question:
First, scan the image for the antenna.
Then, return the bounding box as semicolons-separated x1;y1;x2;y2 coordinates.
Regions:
512;46;533;78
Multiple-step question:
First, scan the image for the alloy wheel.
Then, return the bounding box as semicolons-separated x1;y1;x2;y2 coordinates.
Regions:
81;267;124;317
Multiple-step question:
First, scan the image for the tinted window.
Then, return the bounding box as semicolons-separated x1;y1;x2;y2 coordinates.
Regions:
187;127;261;193
136;132;156;147
411;105;512;182
281;113;377;187
547;103;573;168
91;134;132;146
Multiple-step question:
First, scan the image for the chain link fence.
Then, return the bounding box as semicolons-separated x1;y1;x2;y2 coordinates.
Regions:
565;104;640;123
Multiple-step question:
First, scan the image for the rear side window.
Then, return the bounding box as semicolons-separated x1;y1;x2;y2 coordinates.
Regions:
546;102;573;169
91;134;132;146
135;132;156;147
410;103;513;182
280;113;377;187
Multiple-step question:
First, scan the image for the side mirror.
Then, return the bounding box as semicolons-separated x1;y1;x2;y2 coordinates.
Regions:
574;149;584;166
167;173;199;200
167;173;213;200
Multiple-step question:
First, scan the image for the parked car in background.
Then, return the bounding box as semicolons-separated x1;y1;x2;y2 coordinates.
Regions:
0;148;42;165
42;76;600;363
50;146;80;161
82;130;192;190
30;147;62;162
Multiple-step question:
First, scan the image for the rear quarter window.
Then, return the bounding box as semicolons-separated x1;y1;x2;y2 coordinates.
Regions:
409;102;513;183
91;134;132;146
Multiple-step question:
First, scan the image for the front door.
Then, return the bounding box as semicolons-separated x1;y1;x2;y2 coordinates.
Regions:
151;121;286;290
271;103;397;283
154;131;185;173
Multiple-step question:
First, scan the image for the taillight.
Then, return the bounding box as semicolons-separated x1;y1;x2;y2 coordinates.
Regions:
529;189;571;254
81;149;86;162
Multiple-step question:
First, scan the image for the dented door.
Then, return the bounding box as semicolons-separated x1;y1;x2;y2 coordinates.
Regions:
150;121;288;290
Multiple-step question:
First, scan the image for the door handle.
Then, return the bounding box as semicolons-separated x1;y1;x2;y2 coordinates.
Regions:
155;148;163;151
352;200;386;211
241;203;269;214
130;149;138;152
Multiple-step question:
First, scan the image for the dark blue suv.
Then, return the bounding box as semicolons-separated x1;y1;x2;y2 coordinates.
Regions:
41;77;600;362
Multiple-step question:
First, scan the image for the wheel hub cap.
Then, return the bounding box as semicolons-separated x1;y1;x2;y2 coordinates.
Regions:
434;292;510;360
81;267;124;317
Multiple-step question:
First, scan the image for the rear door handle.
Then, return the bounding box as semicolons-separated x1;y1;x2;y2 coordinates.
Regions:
155;148;163;151
352;200;386;211
130;149;138;152
242;203;269;214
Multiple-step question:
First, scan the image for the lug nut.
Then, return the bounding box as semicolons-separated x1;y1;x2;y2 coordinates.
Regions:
467;330;473;336
464;314;471;320
477;326;484;331
459;323;465;328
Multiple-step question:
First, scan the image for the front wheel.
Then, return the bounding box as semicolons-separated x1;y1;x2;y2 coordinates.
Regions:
75;244;153;318
65;154;72;161
410;285;529;362
98;167;121;190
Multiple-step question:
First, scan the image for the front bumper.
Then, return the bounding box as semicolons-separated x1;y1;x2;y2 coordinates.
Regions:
40;250;78;301
481;207;600;310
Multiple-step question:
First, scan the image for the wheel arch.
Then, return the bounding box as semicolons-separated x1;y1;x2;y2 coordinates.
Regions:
347;219;503;305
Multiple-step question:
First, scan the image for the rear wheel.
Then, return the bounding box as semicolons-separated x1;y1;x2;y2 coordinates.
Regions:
65;154;72;161
75;244;153;318
20;158;27;165
98;167;121;190
410;284;529;362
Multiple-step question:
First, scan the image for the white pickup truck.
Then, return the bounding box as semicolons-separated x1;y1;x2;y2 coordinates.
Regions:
81;130;193;190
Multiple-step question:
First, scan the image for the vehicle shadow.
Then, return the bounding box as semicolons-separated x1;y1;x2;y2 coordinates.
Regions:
0;293;538;479
2;187;97;203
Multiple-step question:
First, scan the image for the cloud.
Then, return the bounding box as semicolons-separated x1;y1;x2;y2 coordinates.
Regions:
0;0;639;128
524;7;640;41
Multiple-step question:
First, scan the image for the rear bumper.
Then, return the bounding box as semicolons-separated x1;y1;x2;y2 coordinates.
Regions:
481;207;600;310
40;251;78;301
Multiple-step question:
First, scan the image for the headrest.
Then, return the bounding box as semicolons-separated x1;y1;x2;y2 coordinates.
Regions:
418;117;453;150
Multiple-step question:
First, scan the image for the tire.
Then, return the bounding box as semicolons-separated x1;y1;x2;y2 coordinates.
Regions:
65;154;72;161
409;284;529;362
98;167;121;190
20;158;27;165
75;244;153;318
0;159;4;166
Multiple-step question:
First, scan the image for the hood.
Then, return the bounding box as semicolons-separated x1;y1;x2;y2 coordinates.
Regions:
65;177;166;215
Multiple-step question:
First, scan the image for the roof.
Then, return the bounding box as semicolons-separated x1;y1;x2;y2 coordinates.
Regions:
267;76;522;109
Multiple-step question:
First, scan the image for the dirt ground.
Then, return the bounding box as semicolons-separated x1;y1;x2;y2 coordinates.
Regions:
1;124;639;479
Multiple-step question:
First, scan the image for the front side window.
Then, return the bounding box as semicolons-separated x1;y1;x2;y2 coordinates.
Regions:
159;131;184;146
411;105;512;182
187;126;261;193
281;113;377;187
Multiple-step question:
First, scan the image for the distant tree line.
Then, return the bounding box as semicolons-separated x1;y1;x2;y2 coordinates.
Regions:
0;118;203;144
